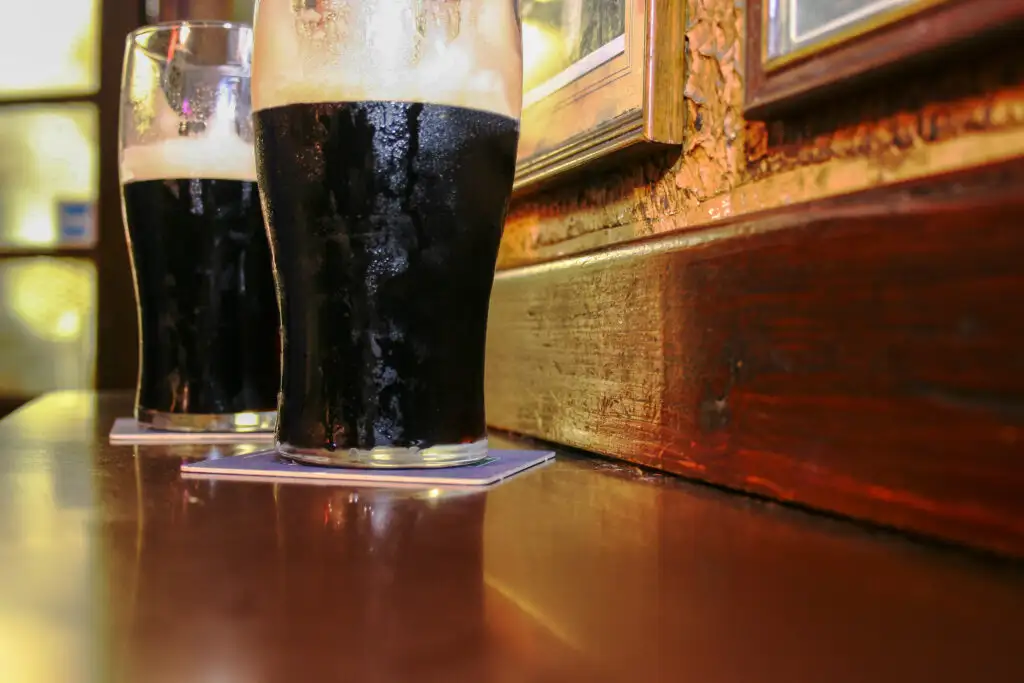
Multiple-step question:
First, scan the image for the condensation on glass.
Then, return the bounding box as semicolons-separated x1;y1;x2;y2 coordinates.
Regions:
252;0;522;467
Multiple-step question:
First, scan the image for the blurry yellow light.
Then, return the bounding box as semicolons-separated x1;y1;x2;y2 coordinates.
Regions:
53;311;82;340
3;259;93;343
0;0;99;97
521;20;562;93
12;203;57;246
27;112;93;172
0;616;58;683
128;54;159;120
0;105;97;249
235;412;261;428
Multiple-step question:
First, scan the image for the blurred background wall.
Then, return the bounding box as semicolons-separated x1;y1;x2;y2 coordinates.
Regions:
150;0;254;22
0;1;253;418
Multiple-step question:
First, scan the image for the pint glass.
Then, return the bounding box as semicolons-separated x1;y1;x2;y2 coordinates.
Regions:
252;1;523;466
120;22;280;432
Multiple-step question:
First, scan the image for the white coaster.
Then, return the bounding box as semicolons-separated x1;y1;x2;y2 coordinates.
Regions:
109;417;275;444
181;449;555;487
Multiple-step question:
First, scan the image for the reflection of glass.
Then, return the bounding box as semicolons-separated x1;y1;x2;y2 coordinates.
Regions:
120;22;280;433
0;396;97;682
0;258;96;396
106;463;488;680
253;0;522;467
0;105;98;249
0;1;100;98
521;0;625;95
275;485;489;677
483;460;659;670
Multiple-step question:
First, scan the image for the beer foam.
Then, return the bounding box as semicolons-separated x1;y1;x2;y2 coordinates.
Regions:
120;136;257;183
252;0;522;119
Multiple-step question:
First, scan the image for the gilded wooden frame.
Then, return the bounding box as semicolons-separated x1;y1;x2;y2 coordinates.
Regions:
514;0;686;194
745;0;1024;118
761;0;951;72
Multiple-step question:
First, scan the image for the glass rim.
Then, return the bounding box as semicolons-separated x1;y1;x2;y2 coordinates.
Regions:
127;20;252;44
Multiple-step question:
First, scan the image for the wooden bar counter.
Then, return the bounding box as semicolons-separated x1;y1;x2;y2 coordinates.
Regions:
2;391;1023;682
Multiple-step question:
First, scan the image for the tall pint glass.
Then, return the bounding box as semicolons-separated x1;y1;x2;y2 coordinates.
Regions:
120;22;280;432
252;1;522;466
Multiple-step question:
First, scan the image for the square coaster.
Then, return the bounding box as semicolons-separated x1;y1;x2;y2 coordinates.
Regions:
109;417;275;445
180;449;555;487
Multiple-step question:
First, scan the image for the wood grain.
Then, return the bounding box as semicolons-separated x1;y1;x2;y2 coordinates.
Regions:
745;0;1024;118
7;391;1024;683
486;158;1024;557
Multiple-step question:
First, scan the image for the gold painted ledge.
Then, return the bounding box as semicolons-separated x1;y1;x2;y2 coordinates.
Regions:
497;117;1024;269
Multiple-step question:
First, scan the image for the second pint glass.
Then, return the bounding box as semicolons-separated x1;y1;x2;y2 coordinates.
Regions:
252;0;523;466
120;22;280;432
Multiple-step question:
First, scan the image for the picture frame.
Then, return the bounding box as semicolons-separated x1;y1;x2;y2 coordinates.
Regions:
745;0;1024;119
514;0;686;194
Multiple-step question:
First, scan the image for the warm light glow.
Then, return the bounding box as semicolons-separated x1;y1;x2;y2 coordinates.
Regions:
17;392;96;439
0;399;96;682
234;412;261;428
0;105;98;248
11;204;56;247
0;0;99;97
53;311;81;340
3;259;94;343
0;615;61;682
521;20;562;93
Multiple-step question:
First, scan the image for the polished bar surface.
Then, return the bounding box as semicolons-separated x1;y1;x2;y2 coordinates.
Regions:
2;391;1023;683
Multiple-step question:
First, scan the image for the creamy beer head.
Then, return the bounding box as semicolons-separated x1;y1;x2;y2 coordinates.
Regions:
252;0;522;118
120;136;258;183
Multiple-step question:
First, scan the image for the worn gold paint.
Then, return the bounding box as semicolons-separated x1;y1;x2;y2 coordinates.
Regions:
497;0;1024;269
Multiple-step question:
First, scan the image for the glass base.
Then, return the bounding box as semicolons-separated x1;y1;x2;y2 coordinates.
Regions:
277;438;489;469
136;407;277;433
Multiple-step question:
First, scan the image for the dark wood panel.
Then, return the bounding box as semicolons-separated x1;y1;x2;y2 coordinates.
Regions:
152;0;236;21
95;1;146;390
486;158;1024;557
745;0;1024;118
0;93;98;108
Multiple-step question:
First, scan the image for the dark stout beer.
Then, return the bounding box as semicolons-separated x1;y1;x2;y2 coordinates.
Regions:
255;100;518;456
122;175;279;417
